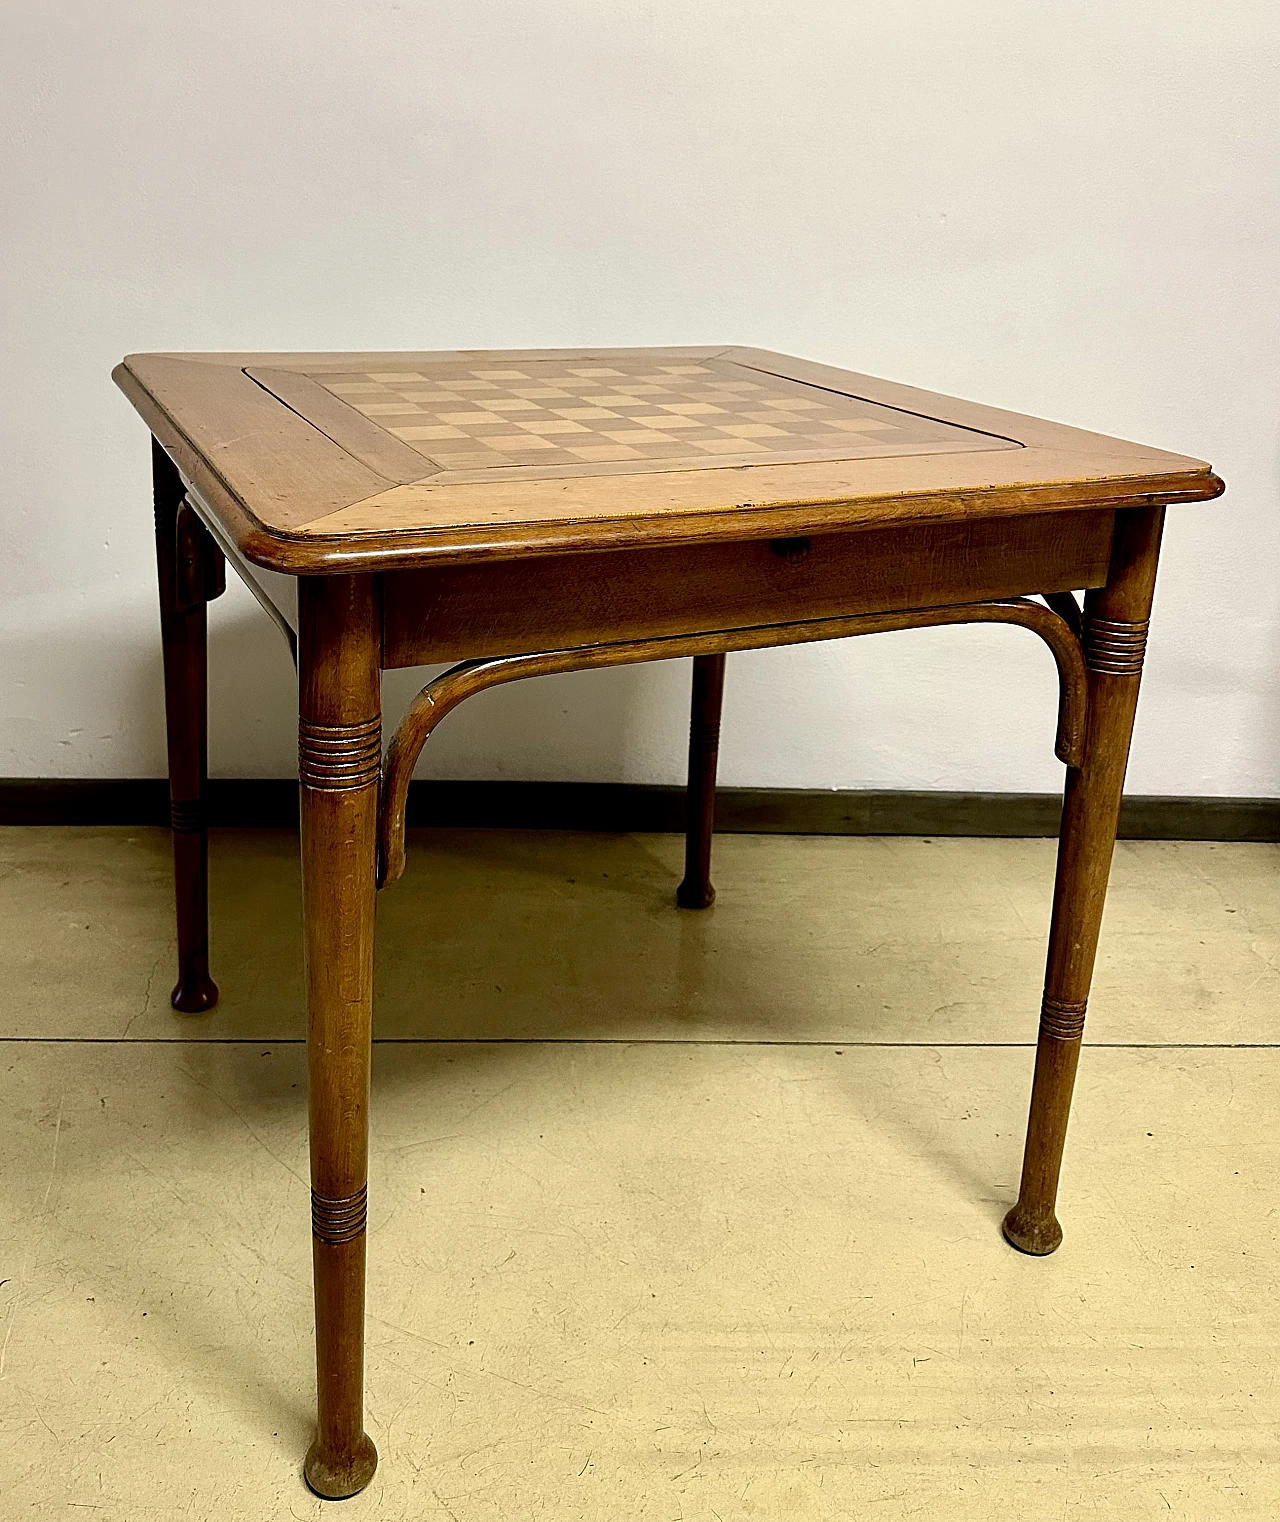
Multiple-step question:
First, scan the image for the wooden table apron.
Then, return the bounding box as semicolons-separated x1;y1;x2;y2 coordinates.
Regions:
126;346;1222;1499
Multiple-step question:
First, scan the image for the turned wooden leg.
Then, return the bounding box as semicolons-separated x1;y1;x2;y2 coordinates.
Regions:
1003;506;1165;1255
153;438;224;1013
676;653;726;910
298;575;381;1499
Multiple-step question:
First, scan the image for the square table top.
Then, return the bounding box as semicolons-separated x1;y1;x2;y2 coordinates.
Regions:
114;346;1222;573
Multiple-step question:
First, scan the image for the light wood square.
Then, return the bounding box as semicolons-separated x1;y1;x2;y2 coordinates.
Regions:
390;425;467;440
565;443;645;460
603;429;680;445
827;418;898;433
514;420;591;435
692;437;767;454
486;435;559;451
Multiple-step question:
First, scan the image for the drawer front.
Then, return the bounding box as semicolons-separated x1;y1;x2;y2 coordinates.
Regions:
382;508;1114;668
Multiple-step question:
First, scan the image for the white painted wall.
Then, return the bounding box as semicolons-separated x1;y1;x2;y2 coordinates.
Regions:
3;2;1277;796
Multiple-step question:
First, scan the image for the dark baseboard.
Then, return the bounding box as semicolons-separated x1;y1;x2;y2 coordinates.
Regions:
0;778;1277;841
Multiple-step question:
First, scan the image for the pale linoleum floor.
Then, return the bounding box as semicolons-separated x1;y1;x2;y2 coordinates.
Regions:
1;827;1278;1520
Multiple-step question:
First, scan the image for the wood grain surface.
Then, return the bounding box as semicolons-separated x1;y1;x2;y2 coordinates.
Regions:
114;347;1223;571
381;509;1115;665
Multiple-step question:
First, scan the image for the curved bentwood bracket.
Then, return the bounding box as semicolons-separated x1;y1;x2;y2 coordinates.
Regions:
377;594;1087;889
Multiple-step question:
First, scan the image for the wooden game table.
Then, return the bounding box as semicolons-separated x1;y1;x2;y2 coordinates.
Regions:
114;345;1222;1497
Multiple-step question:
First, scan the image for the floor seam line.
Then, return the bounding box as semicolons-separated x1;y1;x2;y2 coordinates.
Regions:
2;1037;1277;1050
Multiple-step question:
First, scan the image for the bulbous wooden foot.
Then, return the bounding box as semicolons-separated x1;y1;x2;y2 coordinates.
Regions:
675;878;716;910
1001;1206;1063;1256
304;1432;378;1499
170;974;218;1013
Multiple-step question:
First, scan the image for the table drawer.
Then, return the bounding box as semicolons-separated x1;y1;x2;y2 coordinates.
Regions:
381;507;1114;667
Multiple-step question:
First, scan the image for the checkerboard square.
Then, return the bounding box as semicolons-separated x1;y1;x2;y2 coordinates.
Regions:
390;425;467;440
486;435;560;451
565;443;645;460
514;419;591;435
691;437;767;454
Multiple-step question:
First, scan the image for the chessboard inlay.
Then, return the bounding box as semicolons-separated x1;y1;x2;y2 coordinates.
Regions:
305;355;1018;481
